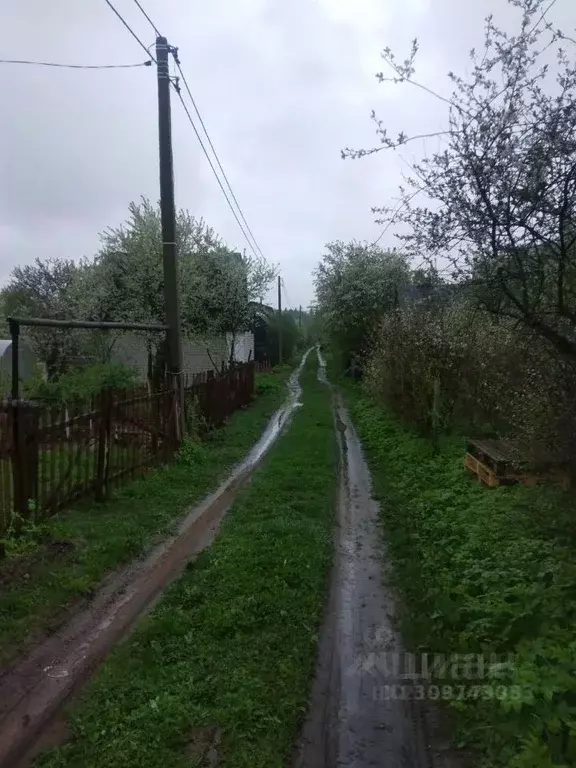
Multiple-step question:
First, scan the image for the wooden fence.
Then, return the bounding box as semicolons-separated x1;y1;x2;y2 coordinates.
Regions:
182;362;255;429
0;362;254;536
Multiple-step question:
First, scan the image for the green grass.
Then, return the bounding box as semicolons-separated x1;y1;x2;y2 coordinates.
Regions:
343;381;576;768
37;358;336;768
0;371;289;668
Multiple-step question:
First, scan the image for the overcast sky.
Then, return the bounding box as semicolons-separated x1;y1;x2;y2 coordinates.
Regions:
1;0;574;309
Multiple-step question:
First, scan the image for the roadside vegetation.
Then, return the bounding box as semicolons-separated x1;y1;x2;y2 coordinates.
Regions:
345;384;576;768
0;369;288;668
37;357;335;768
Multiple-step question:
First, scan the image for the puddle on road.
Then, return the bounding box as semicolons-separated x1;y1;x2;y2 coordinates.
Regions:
332;399;430;768
295;351;431;768
316;346;328;385
229;348;312;477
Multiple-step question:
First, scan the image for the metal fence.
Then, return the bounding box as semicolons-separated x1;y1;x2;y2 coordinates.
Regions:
0;362;254;536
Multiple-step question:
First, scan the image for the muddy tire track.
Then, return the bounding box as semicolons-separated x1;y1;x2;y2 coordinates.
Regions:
294;348;431;768
0;350;313;768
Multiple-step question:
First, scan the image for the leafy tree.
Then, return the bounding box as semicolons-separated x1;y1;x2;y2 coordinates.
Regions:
314;241;410;372
1;257;86;379
194;249;276;365
344;0;576;359
93;198;275;368
266;311;301;365
2;198;276;383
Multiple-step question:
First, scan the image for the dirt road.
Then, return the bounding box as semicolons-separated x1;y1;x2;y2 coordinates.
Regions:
294;348;431;767
0;351;313;768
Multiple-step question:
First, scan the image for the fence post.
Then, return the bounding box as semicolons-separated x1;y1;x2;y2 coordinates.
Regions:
95;390;112;502
205;370;215;426
249;361;255;403
160;387;177;460
11;403;40;526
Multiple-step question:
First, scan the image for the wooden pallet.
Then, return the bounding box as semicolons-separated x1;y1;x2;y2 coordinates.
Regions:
465;441;570;489
465;452;501;487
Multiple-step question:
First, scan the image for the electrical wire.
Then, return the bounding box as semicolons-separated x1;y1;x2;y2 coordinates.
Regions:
0;58;152;69
101;0;266;263
173;57;266;261
131;0;161;36
281;278;295;311
173;85;261;261
102;0;157;62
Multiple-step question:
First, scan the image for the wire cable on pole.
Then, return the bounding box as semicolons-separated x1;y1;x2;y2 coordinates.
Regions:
100;2;265;263
173;85;261;261
131;0;162;36
102;0;157;62
173;56;266;261
0;58;152;69
282;278;295;311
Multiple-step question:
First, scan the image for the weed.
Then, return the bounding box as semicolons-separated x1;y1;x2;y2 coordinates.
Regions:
255;371;283;396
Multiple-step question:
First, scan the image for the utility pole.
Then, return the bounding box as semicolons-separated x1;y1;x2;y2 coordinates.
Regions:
156;36;184;436
277;275;282;365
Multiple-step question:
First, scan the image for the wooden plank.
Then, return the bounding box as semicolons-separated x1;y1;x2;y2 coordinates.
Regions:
464;453;500;487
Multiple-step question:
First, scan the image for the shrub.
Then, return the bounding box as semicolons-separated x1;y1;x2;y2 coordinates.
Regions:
365;296;576;473
24;363;139;403
255;372;284;396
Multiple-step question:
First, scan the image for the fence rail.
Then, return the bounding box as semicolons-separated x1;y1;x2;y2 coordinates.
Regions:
0;362;254;536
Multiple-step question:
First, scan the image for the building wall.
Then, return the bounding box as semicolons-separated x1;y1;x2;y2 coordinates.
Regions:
110;332;254;380
0;340;39;395
227;332;254;363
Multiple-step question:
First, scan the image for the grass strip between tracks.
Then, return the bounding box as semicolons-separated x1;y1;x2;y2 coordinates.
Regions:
38;357;336;768
0;370;289;668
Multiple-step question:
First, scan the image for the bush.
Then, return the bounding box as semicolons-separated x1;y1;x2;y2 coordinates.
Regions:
24;363;139;403
365;296;576;473
255;371;284;396
177;436;209;466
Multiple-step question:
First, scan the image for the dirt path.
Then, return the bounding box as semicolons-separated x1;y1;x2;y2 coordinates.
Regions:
0;351;312;768
294;349;431;767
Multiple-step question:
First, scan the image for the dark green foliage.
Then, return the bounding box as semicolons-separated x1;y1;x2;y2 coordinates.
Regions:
266;312;302;365
24;363;139;403
254;371;284;397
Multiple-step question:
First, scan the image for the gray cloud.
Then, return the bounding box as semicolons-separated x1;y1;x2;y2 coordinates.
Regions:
1;0;575;309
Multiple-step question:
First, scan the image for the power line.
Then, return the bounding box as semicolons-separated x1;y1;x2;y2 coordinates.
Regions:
173;84;261;261
0;58;152;69
281;277;295;310
98;4;266;262
173;55;266;260
131;0;161;36
102;0;157;63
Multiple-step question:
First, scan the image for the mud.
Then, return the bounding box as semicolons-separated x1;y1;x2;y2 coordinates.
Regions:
0;350;312;768
294;348;431;768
